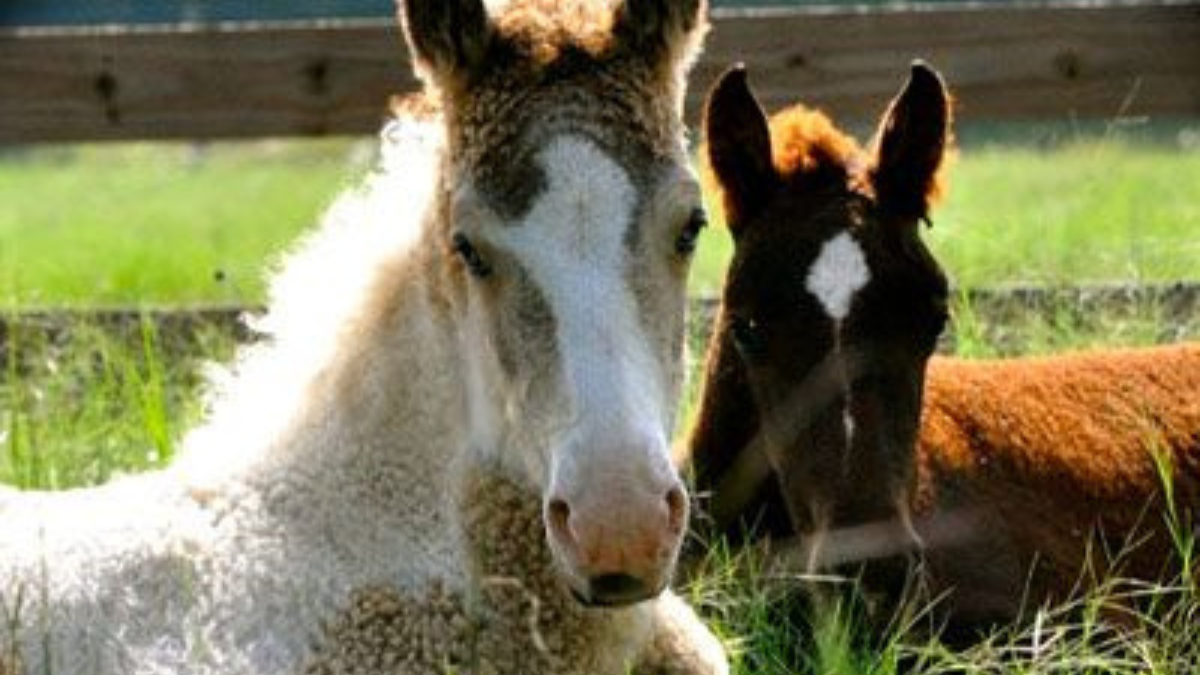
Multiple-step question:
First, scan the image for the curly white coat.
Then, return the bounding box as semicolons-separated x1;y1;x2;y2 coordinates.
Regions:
0;120;726;675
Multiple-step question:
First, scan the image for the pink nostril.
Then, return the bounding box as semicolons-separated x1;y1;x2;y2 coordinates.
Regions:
548;498;574;544
665;484;688;535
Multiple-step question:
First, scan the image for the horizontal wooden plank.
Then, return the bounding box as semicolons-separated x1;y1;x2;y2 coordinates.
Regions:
0;21;416;141
703;2;1200;124
0;0;797;27
1;3;1197;142
0;0;393;27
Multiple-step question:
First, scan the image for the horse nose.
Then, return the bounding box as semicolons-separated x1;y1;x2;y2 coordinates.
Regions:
587;573;649;606
546;482;689;606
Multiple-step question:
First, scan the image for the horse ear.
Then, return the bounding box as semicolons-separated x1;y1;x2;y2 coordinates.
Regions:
398;0;492;86
704;65;774;235
868;61;952;223
612;0;708;69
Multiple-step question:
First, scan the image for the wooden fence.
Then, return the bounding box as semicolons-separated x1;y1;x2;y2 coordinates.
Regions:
1;1;1197;142
4;283;1200;359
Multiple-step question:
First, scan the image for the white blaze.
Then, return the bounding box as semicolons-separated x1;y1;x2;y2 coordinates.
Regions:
805;232;870;321
805;231;871;456
495;135;671;484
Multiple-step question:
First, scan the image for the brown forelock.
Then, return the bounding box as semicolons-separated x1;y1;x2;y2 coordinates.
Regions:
768;104;866;196
438;1;687;220
489;0;619;63
701;103;868;226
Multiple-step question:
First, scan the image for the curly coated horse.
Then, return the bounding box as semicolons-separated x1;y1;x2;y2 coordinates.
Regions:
0;1;728;673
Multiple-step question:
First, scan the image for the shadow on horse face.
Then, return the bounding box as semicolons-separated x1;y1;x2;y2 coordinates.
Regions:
695;63;952;573
400;0;707;606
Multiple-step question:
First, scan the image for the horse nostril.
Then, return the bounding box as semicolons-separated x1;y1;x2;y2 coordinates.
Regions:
588;573;648;606
664;484;688;535
547;498;573;543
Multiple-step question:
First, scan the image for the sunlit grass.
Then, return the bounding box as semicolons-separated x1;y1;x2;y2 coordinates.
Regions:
1;133;1198;672
693;136;1200;299
947;289;1200;359
0;315;236;488
2;136;1198;308
929;140;1200;289
3;306;1196;673
677;469;1200;674
0;141;365;308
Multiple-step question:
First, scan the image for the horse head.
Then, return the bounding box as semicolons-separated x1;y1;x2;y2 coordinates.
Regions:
400;0;708;606
696;63;952;574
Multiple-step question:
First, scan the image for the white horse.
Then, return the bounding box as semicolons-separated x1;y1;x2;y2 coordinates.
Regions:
0;1;727;673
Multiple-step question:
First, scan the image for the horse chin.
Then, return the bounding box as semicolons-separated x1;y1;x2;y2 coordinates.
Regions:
550;549;675;608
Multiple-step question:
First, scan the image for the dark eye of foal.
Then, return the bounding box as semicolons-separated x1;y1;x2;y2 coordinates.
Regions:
675;208;708;256
450;232;492;279
728;316;765;358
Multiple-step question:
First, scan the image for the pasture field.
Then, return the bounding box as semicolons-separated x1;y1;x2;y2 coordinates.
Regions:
0;141;364;308
2;306;1200;672
2;307;1198;673
3;133;1200;308
2;131;1199;672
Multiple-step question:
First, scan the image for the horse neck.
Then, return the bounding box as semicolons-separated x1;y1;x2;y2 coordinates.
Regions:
181;185;472;530
283;236;468;491
687;310;775;535
690;316;758;480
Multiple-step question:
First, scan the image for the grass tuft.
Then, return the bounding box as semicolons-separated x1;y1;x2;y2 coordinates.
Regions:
677;526;1200;674
0;317;235;488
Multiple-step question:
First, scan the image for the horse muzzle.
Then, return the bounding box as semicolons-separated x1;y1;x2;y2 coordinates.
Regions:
545;477;689;607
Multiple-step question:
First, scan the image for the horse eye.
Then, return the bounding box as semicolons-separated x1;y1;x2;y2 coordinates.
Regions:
675;208;707;256
451;232;492;279
728;316;765;358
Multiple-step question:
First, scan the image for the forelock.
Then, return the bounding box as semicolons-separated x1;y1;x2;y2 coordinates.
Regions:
489;0;620;64
769;105;865;192
436;3;687;219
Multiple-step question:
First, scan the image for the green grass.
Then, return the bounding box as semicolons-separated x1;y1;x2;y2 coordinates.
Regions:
2;136;1198;308
3;307;1197;673
698;137;1200;300
680;484;1200;675
0;317;236;488
947;291;1200;359
2;134;1199;672
0;141;363;308
929;140;1200;289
